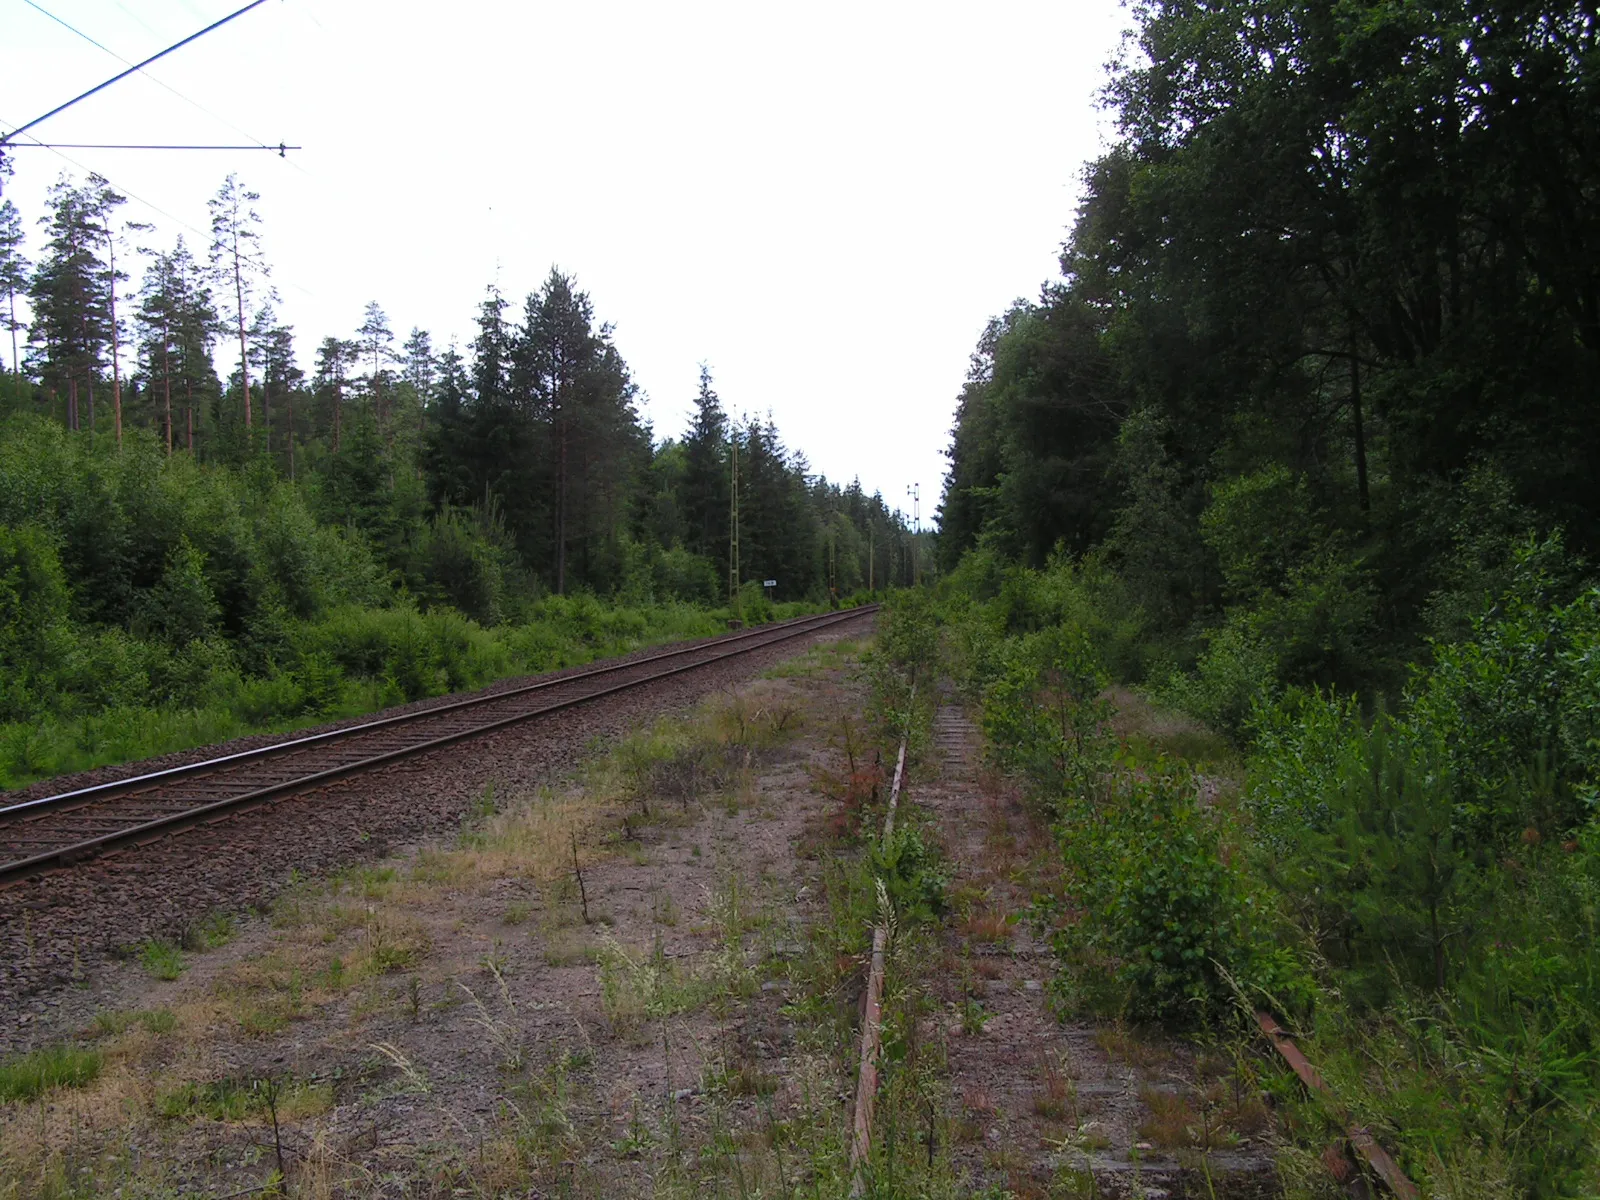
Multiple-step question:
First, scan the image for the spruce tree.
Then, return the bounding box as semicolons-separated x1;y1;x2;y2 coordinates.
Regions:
681;364;729;563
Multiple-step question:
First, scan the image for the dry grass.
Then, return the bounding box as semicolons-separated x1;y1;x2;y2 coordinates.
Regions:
1138;1085;1203;1148
962;1083;998;1115
1095;1023;1168;1069
1032;1054;1075;1122
0;652;858;1199
958;909;1013;944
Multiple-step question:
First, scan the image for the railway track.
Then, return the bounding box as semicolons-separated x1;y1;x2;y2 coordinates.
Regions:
0;605;875;887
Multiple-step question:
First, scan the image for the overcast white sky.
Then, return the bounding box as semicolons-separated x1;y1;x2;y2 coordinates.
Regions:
2;0;1127;524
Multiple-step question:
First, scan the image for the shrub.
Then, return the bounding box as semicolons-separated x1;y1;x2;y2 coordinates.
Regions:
980;623;1113;801
1052;766;1308;1026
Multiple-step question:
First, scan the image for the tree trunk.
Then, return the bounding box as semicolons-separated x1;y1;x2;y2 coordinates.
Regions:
7;287;17;388
233;233;251;429
1351;339;1369;513
107;234;123;448
556;417;568;595
161;332;173;456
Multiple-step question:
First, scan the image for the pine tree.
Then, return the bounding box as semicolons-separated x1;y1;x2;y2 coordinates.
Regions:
249;306;300;471
135;247;181;453
208;174;272;432
314;336;356;452
30;175;110;431
0;196;27;388
357;301;395;436
402;326;435;443
82;175;147;447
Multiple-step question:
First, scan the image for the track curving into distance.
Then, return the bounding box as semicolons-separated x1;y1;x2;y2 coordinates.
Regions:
0;605;875;886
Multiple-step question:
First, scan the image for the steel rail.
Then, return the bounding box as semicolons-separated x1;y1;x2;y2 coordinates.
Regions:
1;606;872;825
1256;1010;1419;1198
0;606;875;886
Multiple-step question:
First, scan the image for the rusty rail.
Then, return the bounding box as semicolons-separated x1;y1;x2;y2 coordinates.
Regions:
848;690;912;1197
1256;1010;1419;1199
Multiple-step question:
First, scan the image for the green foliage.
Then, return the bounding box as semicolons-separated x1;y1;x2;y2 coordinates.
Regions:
139;939;185;981
1052;767;1309;1026
979;623;1113;801
1409;542;1600;841
1239;571;1600;1195
869;825;948;925
0;1043;102;1103
0;522;71;720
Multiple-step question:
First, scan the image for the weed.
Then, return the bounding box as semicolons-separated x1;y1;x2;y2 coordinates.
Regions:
90;1007;176;1037
1033;1053;1077;1123
958;998;991;1036
156;1075;332;1123
0;1043;102;1102
503;900;532;925
460;961;526;1073
1138;1086;1203;1149
597;933;710;1037
139;938;185;981
180;910;236;952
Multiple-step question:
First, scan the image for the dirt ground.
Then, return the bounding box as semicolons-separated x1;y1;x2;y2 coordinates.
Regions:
919;701;1278;1199
0;639;1284;1199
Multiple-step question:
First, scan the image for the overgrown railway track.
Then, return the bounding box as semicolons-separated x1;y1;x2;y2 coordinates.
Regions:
0;605;875;887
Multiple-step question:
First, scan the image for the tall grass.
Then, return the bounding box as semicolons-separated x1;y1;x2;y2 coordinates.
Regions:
0;1044;103;1103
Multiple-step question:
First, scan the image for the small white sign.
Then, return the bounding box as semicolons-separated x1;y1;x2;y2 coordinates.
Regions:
763;579;777;588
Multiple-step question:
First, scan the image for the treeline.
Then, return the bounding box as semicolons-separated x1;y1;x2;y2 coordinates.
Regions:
0;171;921;611
940;0;1599;705
933;2;1600;1195
0;169;925;784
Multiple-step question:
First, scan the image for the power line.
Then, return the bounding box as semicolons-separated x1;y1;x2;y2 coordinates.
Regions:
0;114;316;301
8;144;300;153
0;117;208;238
1;0;273;147
21;0;285;155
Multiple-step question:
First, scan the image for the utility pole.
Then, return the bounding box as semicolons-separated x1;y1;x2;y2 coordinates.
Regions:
728;431;740;607
906;484;921;587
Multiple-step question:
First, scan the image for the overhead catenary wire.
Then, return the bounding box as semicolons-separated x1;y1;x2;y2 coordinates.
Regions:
20;0;283;153
0;0;274;148
8;144;300;153
0;114;317;302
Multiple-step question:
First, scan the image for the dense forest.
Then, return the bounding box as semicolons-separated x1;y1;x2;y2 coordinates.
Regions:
935;1;1599;1195
0;165;923;787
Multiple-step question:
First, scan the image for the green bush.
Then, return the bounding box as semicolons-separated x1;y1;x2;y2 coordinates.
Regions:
980;623;1113;801
1409;542;1600;842
1053;766;1309;1025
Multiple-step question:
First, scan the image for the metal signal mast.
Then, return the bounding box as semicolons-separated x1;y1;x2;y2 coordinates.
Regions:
728;433;741;606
